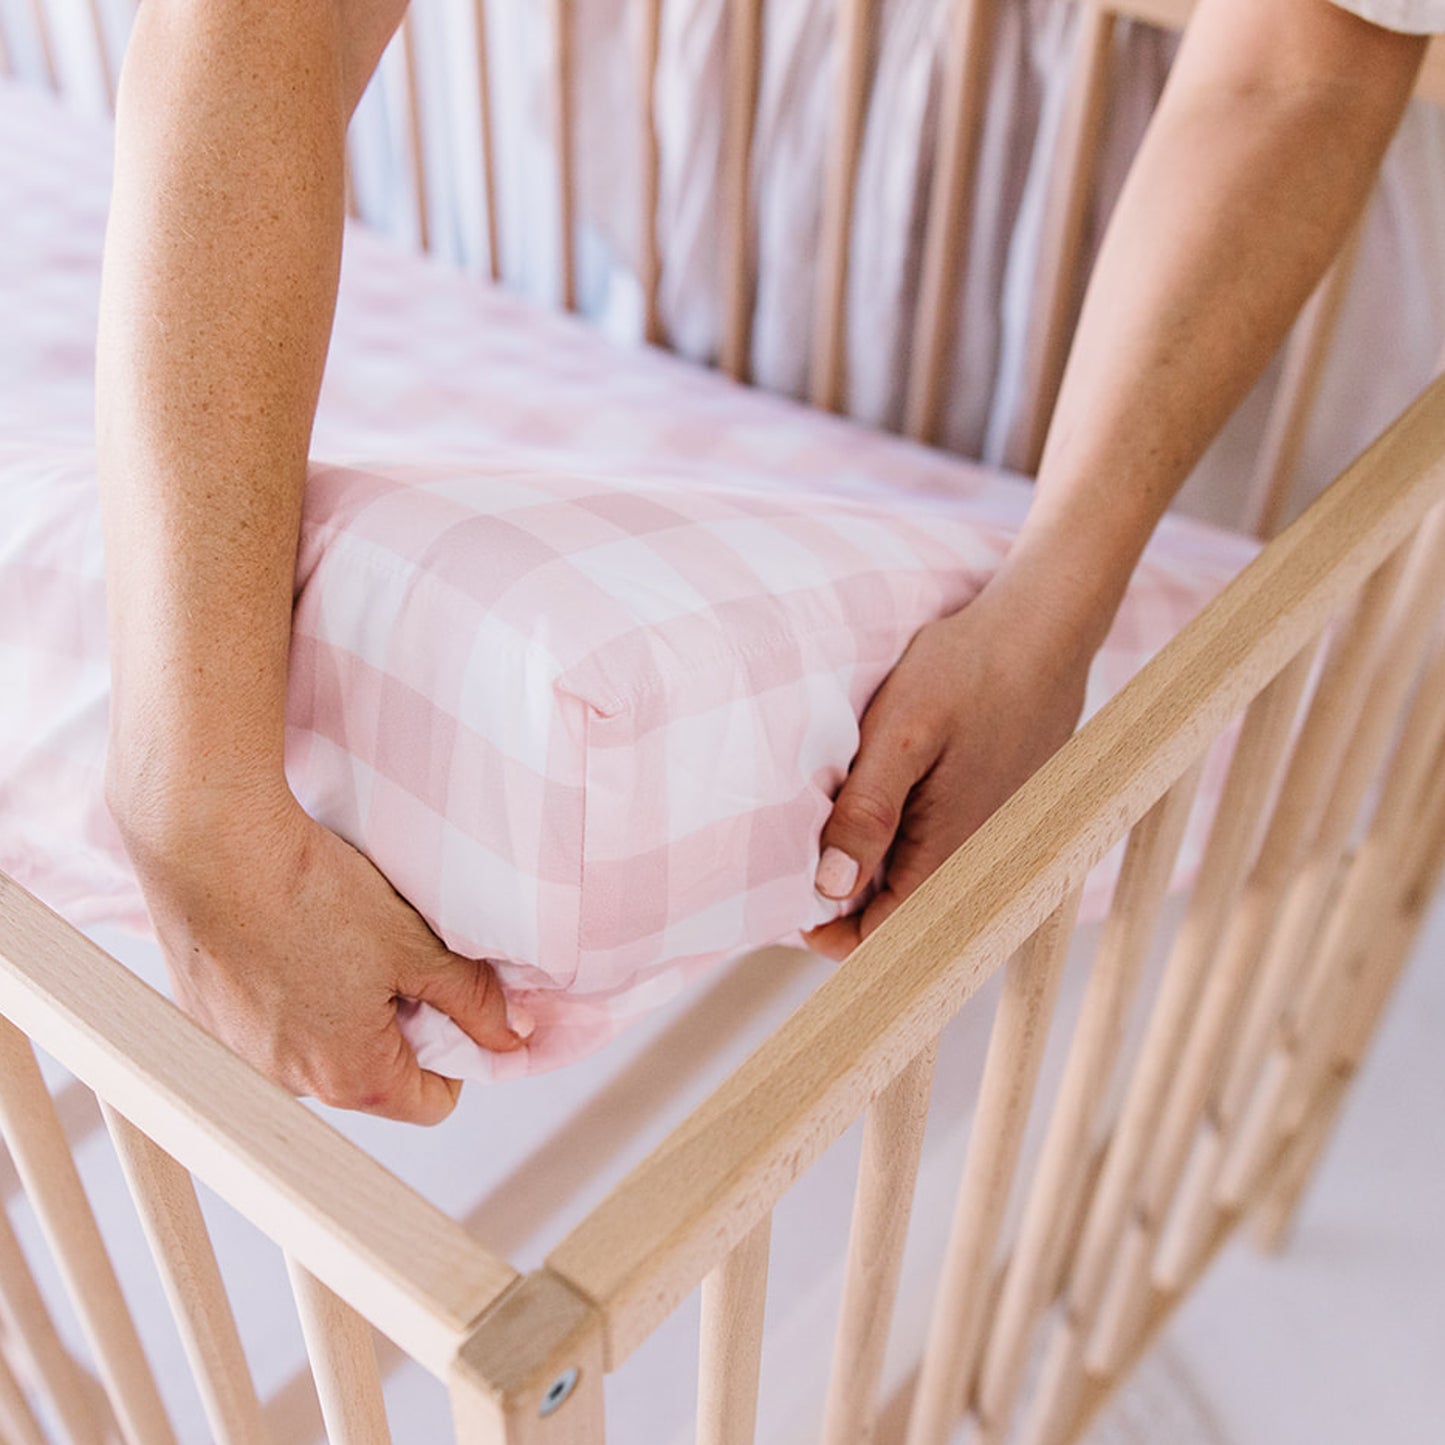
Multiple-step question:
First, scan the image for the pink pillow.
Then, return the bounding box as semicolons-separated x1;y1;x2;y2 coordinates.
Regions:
0;443;1254;1077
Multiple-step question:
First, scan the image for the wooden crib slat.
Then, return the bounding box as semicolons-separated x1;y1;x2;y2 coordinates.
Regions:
1002;1;1116;476
1198;510;1445;1197
0;1020;176;1445
721;0;764;380
1015;642;1316;1445
399;11;431;253
905;889;1082;1445
1150;522;1442;1287
102;1104;270;1445
638;0;664;342
974;766;1201;1443
820;1039;939;1445
473;0;502;282
0;1200;111;1444
809;0;874;413
1118;545;1410;1255
27;0;58;90
1243;225;1365;540
288;1259;392;1445
552;0;577;309
0;1341;47;1445
697;1214;771;1445
548;374;1445;1373
0;877;519;1381
85;0;115;112
903;0;996;444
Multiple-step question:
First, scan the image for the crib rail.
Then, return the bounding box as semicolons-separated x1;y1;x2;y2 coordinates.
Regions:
514;371;1445;1441
0;875;521;1440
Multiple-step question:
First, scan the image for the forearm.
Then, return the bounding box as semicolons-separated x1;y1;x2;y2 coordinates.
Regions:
96;2;372;851
1008;0;1426;649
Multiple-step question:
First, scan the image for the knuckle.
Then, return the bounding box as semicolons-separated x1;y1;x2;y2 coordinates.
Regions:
833;786;901;840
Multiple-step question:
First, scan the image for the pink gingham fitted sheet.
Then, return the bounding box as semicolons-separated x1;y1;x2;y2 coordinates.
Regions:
0;83;1258;1078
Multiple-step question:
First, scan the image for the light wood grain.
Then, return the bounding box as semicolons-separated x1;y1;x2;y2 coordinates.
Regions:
720;0;764;380
0;1341;46;1445
638;0;664;342
551;0;577;309
104;1104;270;1445
903;0;996;443
698;1215;772;1445
473;0;502;281
0;1198;110;1444
810;0;874;413
1003;1;1115;475
0;875;518;1380
450;1270;605;1445
399;11;431;253
548;374;1445;1370
288;1259;391;1445
820;1040;938;1445
906;891;1081;1445
976;767;1201;1439
0;1020;175;1445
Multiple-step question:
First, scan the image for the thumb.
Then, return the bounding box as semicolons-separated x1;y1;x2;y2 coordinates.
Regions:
816;721;933;902
409;953;532;1054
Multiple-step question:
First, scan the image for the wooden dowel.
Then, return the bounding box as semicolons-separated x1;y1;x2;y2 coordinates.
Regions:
1002;2;1115;476
27;0;58;90
1015;647;1315;1445
720;0;763;379
903;0;996;444
103;1105;270;1445
473;0;502;282
552;0;577;308
820;1040;939;1445
0;1200;111;1444
975;767;1201;1439
697;1215;771;1445
1082;1214;1150;1377
905;889;1082;1445
0;1341;47;1445
1055;644;1314;1318
399;11;431;253
637;0;664;340
287;1259;391;1445
0;1021;175;1445
85;0;116;112
1130;546;1408;1243
1249;1071;1350;1254
1244;225;1365;541
810;0;875;413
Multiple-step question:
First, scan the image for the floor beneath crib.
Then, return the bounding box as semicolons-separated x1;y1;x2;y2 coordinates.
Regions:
1081;897;1445;1445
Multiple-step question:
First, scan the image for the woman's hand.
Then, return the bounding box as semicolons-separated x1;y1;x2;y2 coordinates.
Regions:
116;790;528;1125
805;564;1099;960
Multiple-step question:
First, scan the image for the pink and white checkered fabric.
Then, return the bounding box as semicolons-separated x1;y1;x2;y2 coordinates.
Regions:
0;83;1258;1078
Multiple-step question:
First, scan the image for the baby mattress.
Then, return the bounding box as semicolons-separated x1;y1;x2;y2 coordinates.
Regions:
0;80;1257;1080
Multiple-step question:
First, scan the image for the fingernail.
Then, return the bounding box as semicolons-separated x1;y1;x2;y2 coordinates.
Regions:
505;999;536;1041
815;846;859;899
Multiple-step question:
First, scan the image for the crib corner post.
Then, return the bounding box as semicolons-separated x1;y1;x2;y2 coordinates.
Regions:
450;1269;607;1445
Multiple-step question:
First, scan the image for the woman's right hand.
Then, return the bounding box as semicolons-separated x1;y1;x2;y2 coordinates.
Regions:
116;788;528;1126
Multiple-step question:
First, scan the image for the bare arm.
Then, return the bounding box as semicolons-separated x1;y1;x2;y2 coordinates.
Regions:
97;0;525;1119
810;0;1427;954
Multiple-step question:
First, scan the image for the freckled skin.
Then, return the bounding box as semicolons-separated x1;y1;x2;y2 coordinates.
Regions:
94;0;1426;1098
809;0;1425;957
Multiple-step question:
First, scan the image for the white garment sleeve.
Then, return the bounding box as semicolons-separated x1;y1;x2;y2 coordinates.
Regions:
1328;0;1445;32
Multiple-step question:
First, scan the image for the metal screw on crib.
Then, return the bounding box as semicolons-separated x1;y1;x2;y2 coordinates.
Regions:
540;1366;580;1417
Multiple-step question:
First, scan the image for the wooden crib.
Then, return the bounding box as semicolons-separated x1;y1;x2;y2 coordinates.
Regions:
2;1;1444;1442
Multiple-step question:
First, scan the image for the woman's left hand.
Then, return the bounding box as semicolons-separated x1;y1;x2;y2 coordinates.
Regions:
804;567;1098;960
